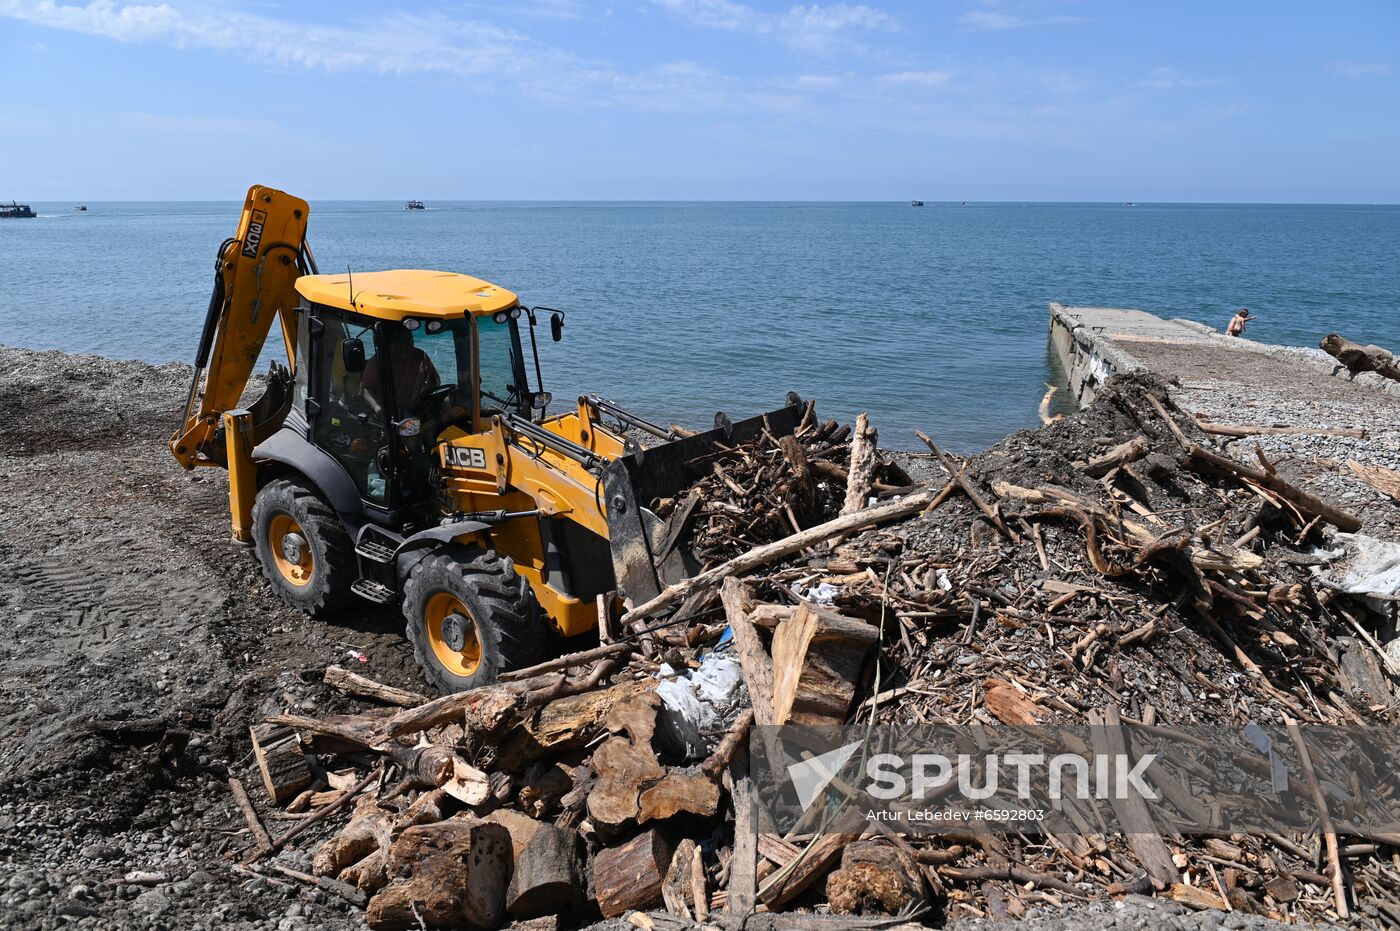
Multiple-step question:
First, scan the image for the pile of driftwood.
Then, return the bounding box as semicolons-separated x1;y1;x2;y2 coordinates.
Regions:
225;380;1400;930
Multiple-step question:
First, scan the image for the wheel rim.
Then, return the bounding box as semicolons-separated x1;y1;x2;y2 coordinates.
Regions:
424;592;482;676
267;513;314;587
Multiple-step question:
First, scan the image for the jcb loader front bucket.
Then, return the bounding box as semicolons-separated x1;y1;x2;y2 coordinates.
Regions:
601;400;806;605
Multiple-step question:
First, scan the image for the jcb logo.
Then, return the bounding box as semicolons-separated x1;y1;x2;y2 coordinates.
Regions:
242;209;266;258
445;447;487;470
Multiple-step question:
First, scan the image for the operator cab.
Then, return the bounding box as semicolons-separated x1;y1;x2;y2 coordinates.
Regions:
290;270;553;528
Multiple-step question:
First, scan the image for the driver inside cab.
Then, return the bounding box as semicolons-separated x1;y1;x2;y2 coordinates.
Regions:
364;326;440;416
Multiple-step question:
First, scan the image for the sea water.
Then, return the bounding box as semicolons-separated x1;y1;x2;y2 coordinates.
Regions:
2;201;1396;451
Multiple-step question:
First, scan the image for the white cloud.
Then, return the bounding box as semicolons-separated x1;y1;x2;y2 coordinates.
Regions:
959;9;1085;31
879;70;950;87
0;1;539;77
649;0;898;50
1330;61;1391;78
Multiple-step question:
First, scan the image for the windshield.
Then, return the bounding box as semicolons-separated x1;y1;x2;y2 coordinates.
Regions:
477;315;529;418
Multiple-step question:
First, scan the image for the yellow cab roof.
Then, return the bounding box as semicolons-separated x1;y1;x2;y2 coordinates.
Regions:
295;269;519;321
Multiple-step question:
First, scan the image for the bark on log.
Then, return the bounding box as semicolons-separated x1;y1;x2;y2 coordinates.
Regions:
1079;437;1149;478
594;828;676;918
250;724;313;805
841;414;879;516
1320;333;1400;382
779;434;818;527
662;838;698;920
827;842;927;916
771;603;878;725
1347;459;1400;504
1197;421;1368;439
506;824;588;919
367;818;512;931
1185;443;1361;532
323;666;428;707
619;485;948;626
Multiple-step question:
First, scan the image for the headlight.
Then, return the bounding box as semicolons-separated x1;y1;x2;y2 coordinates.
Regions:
508;306;521;320
402;318;421;331
425;319;443;334
492;311;508;324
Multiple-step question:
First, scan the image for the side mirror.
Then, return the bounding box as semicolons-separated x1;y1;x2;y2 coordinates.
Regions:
531;391;553;411
342;337;366;374
550;312;564;342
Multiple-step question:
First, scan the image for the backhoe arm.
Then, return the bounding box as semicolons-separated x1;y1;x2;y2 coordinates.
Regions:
169;185;312;469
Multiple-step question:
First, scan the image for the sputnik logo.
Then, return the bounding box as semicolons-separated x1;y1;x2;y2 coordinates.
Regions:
787;741;864;811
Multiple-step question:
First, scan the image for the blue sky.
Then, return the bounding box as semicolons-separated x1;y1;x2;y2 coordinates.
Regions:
1;0;1396;201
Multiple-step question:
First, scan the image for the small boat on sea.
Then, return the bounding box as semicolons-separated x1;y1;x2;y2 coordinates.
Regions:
1123;201;1135;207
75;205;87;211
1;201;36;218
405;200;426;210
911;200;925;207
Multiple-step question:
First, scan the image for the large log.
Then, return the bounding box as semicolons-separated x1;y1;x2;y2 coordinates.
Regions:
324;665;428;707
840;413;878;516
1320;333;1400;382
250;723;313;805
367;818;512;931
594;828;676;918
1078;436;1148;478
771;603;878;725
506;824;588;919
619;484;949;626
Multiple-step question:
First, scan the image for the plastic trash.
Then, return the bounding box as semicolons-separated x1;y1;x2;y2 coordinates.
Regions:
655;648;748;761
792;580;841;605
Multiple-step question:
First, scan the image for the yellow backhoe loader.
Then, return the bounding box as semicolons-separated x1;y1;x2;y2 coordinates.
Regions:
170;185;801;693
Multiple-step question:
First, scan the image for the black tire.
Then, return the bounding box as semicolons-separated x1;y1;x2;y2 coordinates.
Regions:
402;546;545;693
251;478;355;615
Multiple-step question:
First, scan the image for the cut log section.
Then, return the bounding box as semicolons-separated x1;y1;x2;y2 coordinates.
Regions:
250;723;313;805
506;824;588;919
367;817;512;931
594;828;676;918
771;603;878;725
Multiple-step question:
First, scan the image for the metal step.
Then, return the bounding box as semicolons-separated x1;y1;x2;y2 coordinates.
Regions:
351;578;396;604
355;539;396;565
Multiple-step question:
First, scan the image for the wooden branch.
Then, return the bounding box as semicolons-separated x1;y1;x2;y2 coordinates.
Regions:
916;431;1012;540
1197;421;1368;439
939;863;1084;895
1089;708;1179;889
228;776;273;852
726;748;757;919
841;413;879;516
722;578;776;726
1039;383;1062;425
243;767;380;866
323;666;428;707
620;484;948;626
1143;392;1192;448
500;641;634;681
701;708;754;779
1346;459;1400;504
1185;443;1362;532
1286;717;1348;918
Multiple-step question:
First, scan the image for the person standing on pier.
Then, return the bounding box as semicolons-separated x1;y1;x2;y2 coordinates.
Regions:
1226;308;1252;337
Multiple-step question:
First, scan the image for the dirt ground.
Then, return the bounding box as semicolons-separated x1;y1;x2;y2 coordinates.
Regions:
0;345;430;930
